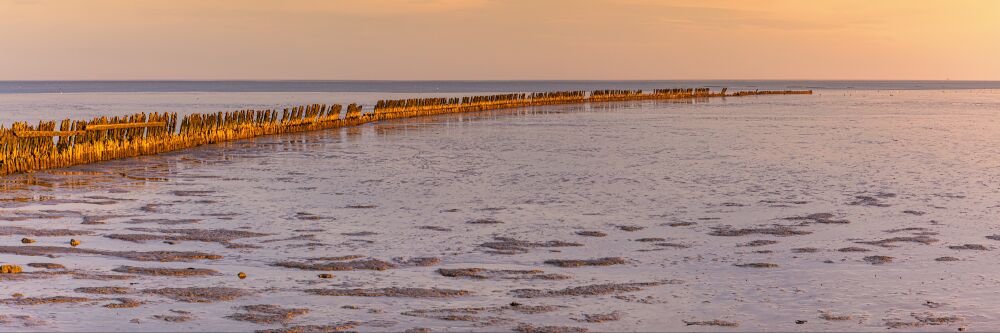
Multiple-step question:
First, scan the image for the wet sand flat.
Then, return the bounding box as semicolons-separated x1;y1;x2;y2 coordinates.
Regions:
1;90;1000;331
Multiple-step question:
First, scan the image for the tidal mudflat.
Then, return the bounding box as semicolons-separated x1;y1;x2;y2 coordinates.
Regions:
2;89;1000;331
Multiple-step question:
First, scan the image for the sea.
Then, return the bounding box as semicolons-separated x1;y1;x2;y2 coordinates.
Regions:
0;81;998;331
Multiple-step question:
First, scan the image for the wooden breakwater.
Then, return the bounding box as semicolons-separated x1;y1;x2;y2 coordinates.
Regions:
0;88;810;176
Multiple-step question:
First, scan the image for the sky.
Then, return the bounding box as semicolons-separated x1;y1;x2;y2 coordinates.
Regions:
0;0;998;80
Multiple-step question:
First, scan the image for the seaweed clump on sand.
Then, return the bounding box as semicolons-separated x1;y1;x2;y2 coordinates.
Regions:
738;240;778;247
653;242;691;249
514;323;588;333
306;287;470;298
575;311;622;323
544;257;627;268
849;194;893;207
3;296;93;305
401;307;511;326
103;298;144;308
152;314;193;322
27;263;65;269
948;244;990;251
511;281;668;298
884;312;963;329
683;319;740;327
274;258;396;271
709;226;811;237
0;245;221;262
479;236;583;255
864;256;894;265
467;218;503;224
935;257;960;262
633;238;666;242
734;263;779;268
575;231;607;237
393;257;441;267
227;304;309;324
417;226;452;232
784;213;850;224
791;247;820;253
819;311;853;321
74;286;133;295
255;322;360;333
105;228;269;246
0;226;94;236
142;287;250;303
856;236;938;248
112;266;218;277
437;268;570;280
837;247;871;252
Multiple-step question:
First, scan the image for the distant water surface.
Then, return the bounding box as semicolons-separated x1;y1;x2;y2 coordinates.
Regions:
1;80;1000;94
2;81;1000;126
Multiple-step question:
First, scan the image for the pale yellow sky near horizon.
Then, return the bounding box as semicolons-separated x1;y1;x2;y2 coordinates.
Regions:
1;0;998;80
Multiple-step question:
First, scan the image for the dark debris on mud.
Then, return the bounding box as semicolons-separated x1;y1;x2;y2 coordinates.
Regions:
709;226;811;237
227;304;309;324
112;265;219;277
306;287;470;298
857;236;939;248
738;240;778;247
256;321;360;333
105;228;269;246
511;281;670;298
0;246;222;262
437;268;570;280
864;255;894;265
479;236;583;255
948;244;990;251
514;323;588;333
274;258;396;271
683;319;740;327
142;287;250;303
734;263;779;268
544;257;627;268
784;213;850;224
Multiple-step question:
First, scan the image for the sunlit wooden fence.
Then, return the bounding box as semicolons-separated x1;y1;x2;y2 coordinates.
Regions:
0;88;810;175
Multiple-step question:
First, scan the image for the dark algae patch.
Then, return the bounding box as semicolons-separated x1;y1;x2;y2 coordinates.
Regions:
0;246;221;262
683;319;739;327
437;268;570;280
864;255;894;265
709;225;811;237
112;266;219;276
256;322;360;333
511;281;667;298
143;287;250;303
274;258;396;271
948;244;989;251
544;257;627;267
306;287;470;298
734;263;779;268
514;323;588;333
479;236;582;255
784;213;850;224
227;304;309;324
738;240;778;247
857;236;939;247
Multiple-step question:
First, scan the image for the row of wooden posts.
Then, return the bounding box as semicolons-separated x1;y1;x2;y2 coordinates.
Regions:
0;88;811;176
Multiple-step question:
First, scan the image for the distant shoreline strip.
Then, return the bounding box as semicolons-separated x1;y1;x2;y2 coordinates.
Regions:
0;88;810;176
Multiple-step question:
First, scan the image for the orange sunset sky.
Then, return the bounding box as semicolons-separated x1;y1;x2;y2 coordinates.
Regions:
1;0;997;80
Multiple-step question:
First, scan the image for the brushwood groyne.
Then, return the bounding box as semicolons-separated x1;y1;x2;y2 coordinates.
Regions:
0;88;810;176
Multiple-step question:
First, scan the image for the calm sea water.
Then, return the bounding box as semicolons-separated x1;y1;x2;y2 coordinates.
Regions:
2;81;1000;126
3;90;1000;331
1;80;1000;94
